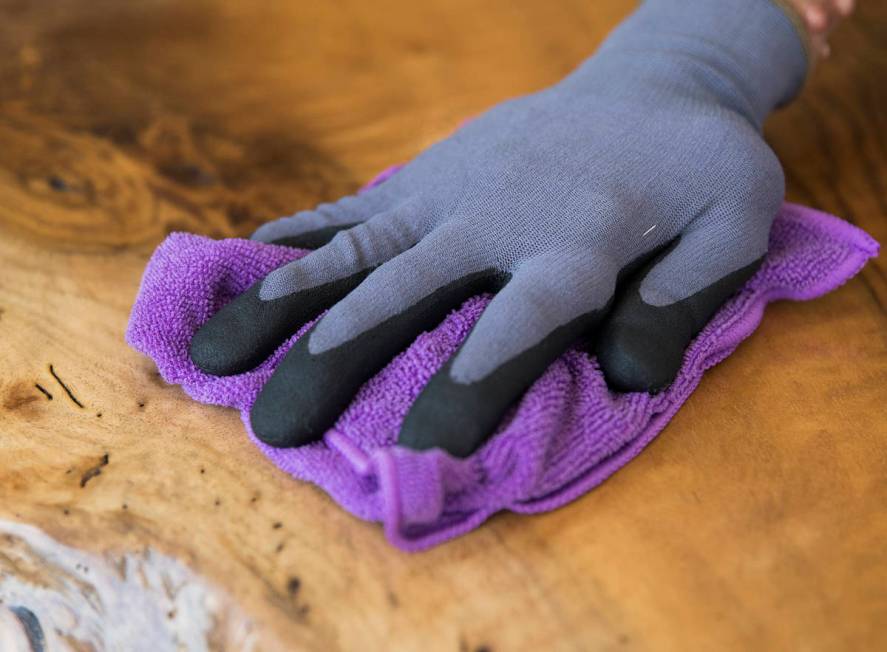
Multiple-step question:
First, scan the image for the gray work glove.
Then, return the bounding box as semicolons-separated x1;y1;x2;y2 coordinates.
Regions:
189;0;807;456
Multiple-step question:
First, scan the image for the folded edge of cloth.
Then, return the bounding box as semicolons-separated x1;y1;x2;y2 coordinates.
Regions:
126;186;878;551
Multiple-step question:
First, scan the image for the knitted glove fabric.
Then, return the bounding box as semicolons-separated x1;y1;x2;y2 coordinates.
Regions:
189;0;808;456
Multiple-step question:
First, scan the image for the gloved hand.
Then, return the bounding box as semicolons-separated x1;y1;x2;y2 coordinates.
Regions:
189;0;807;457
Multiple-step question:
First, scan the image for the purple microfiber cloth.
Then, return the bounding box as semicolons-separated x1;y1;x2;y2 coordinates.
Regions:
126;167;878;551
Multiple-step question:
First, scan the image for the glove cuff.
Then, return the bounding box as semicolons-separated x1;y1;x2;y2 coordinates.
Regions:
770;0;814;65
594;0;809;128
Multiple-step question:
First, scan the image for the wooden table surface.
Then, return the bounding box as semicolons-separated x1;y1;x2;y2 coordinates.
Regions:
1;1;885;649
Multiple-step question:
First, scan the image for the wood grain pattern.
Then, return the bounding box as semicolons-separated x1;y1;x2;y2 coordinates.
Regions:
1;1;884;649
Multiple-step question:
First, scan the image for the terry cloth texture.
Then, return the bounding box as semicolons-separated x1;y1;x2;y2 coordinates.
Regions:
127;172;877;551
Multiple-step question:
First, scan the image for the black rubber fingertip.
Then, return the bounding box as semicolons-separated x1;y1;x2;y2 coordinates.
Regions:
189;328;231;376
398;370;496;458
398;418;488;459
596;321;682;393
249;334;350;447
399;314;598;458
189;284;270;376
189;271;369;377
250;381;316;448
596;259;763;394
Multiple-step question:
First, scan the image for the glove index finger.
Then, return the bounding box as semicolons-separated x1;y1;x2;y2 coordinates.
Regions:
188;269;369;376
190;200;430;377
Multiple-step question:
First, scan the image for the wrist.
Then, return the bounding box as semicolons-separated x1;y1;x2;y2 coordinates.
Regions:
594;0;809;127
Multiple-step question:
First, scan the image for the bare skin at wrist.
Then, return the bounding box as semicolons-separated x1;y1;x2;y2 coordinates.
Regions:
782;0;855;59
